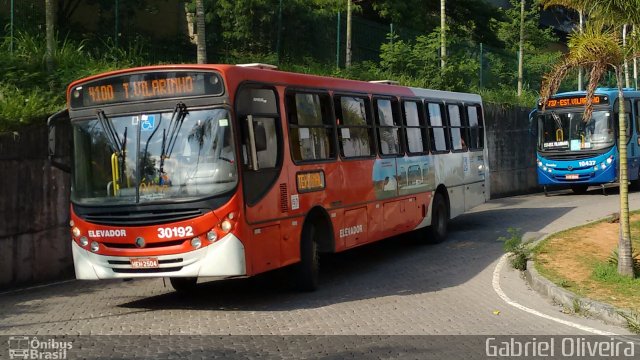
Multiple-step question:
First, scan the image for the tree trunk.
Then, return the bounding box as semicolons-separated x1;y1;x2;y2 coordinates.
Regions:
45;0;56;72
440;0;446;69
346;0;352;68
196;0;207;64
616;67;634;277
517;0;525;96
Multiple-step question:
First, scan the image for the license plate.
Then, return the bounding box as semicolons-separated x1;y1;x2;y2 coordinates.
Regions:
565;174;579;180
130;257;159;268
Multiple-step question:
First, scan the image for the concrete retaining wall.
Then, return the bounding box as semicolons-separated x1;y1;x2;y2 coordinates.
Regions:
0;127;72;289
484;104;540;198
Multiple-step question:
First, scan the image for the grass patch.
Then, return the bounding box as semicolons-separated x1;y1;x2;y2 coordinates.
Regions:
534;213;640;323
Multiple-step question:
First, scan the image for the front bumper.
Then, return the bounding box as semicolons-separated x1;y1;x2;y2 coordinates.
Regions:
72;233;246;280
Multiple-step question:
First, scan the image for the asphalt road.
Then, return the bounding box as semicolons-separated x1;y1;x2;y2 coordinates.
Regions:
1;188;640;358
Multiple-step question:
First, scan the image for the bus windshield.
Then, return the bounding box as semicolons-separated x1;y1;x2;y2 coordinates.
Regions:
538;110;613;151
72;107;237;205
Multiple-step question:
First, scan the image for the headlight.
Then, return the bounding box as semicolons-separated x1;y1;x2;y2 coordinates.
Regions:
221;220;232;233
90;241;99;252
80;236;89;247
207;230;218;242
72;227;81;238
191;237;202;249
606;157;613;164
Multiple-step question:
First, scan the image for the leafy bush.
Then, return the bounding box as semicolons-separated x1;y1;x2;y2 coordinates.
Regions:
499;227;530;271
0;31;150;131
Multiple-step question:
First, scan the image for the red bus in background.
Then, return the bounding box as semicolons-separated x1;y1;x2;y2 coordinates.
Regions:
48;63;489;292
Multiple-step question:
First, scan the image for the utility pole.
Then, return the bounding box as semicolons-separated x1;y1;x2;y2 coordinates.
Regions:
346;0;352;68
196;0;207;64
45;0;56;72
440;0;446;69
578;10;583;91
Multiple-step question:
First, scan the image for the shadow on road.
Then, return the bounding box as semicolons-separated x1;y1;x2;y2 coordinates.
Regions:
116;204;574;312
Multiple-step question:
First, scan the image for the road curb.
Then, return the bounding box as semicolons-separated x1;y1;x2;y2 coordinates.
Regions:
524;258;634;328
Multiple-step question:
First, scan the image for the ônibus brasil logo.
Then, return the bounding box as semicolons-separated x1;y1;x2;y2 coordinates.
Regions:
8;336;72;359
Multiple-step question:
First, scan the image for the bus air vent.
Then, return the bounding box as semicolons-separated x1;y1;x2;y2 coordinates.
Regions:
237;63;278;70
81;208;206;226
369;80;399;85
279;183;288;213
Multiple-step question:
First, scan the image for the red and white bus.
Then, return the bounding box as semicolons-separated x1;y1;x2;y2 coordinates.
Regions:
48;63;489;291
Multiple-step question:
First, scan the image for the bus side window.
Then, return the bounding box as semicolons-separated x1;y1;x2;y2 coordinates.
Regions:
636;100;640;135
286;91;336;162
426;102;449;153
466;104;484;150
447;103;468;151
402;100;428;154
334;95;375;158
374;97;402;156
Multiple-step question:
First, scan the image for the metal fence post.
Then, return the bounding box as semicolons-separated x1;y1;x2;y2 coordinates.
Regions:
479;43;483;88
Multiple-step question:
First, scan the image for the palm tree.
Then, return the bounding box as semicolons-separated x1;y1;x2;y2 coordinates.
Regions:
540;23;636;277
196;0;207;64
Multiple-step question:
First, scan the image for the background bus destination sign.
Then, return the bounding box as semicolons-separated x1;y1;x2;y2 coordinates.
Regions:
542;95;607;109
70;71;223;108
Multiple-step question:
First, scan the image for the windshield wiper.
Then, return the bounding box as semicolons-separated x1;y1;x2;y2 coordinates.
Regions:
97;110;126;154
551;111;562;130
97;110;128;192
160;103;188;173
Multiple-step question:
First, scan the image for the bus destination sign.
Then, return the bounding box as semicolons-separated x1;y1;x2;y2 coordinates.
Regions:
70;71;224;108
541;95;607;109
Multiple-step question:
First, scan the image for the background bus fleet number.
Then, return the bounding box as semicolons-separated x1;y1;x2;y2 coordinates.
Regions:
157;226;194;239
579;160;596;167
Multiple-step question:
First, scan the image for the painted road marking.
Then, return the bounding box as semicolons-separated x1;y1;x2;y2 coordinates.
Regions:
492;254;617;336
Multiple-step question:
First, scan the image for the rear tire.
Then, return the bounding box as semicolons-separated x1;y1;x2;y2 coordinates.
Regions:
425;193;448;244
169;277;198;293
570;184;589;194
294;223;319;291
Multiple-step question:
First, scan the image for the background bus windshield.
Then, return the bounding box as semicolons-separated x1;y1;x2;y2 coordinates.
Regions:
72;108;237;205
538;110;613;151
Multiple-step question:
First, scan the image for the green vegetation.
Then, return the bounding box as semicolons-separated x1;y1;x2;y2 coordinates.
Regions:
1;0;567;131
499;227;531;271
0;32;149;131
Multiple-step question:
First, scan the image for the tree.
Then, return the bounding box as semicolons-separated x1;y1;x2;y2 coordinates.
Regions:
196;0;207;64
540;22;637;277
45;0;56;72
517;0;525;96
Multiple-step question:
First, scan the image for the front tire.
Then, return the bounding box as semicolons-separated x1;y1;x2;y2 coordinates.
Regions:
425;193;448;244
294;224;319;291
170;277;198;293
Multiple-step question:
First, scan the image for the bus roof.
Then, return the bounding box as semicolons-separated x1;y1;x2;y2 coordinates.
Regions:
66;63;482;105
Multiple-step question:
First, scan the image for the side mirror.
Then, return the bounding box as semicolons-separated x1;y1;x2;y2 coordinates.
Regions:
48;109;72;173
528;109;538;137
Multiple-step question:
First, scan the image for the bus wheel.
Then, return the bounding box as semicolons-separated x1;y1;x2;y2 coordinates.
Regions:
294;223;319;291
426;193;448;244
169;277;198;293
570;184;589;194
